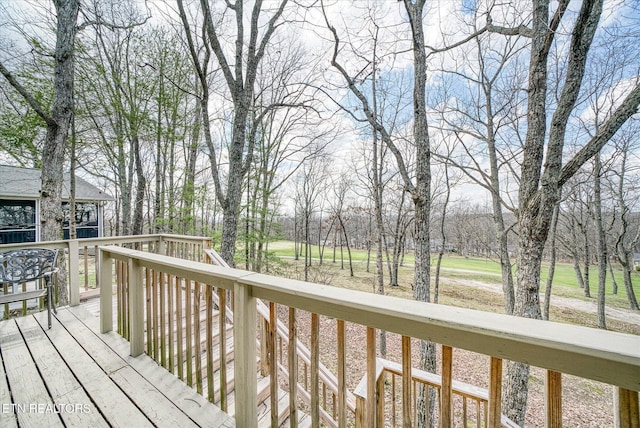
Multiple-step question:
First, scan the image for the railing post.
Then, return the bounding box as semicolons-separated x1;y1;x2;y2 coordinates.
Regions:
157;235;166;256
337;319;346;428
234;280;257;427
68;240;80;306
355;395;365;428
260;319;270;376
202;238;211;263
128;258;144;357
99;248;113;333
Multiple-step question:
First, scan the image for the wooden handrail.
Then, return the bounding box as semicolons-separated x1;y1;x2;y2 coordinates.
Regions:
1;234;212;306
353;358;520;427
98;245;640;427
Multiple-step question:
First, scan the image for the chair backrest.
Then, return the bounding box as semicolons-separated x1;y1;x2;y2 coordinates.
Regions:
0;248;59;284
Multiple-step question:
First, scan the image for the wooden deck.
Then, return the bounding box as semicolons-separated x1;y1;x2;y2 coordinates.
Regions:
0;305;235;427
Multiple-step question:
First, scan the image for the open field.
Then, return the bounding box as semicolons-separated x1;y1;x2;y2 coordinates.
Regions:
264;240;640;334
269;241;640;309
264;240;638;427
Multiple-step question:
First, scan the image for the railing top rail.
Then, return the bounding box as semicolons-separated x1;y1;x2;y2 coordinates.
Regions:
158;233;212;244
99;245;640;393
0;240;68;250
0;233;211;251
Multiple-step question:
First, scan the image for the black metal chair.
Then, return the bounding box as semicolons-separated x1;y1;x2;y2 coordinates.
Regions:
0;248;59;328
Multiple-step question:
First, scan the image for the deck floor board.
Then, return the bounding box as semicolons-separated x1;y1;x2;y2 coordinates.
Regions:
0;304;235;428
67;303;235;428
16;315;108;427
0;319;63;427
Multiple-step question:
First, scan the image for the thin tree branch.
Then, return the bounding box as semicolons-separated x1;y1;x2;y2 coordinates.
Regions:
0;62;55;126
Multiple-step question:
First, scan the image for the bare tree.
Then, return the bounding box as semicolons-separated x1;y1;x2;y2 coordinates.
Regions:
294;149;330;281
488;0;640;422
177;0;289;265
610;128;640;311
434;12;525;314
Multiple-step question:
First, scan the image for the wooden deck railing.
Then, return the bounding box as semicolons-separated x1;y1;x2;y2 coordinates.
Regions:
0;234;210;307
204;248;357;426
98;244;640;427
353;358;519;427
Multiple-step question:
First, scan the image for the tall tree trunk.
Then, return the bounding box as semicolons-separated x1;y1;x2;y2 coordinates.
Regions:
0;0;80;305
132;135;146;235
608;261;618;295
403;1;436;425
69;114;77;240
583;231;591;298
154;57;164;233
593;154;607;328
543;201;560;320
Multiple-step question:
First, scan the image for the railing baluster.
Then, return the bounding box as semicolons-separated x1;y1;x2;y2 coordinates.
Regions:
392;373;397;427
261;318;270;376
545;370;562;427
304;362;308;391
615;387;639;428
116;260;122;335
94;245;99;290
311;312;320;428
366;327;376;428
402;335;412;428
488;357;502;428
153;270;159;361
441;345;453;426
3;283;8;320
194;281;203;395
219;288;228;412
160;272;166;368
186;279;193;387
463;397;467;427
176;276;184;381
84;245;89;291
206;284;214;403
146;268;152;356
21;281;26;315
168;274;174;373
123;261;129;339
68;240;80;306
270;302;278;427
376;367;385;427
337;319;346;428
289;307;298;428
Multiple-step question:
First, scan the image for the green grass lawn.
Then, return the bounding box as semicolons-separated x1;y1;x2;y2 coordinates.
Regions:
266;240;640;311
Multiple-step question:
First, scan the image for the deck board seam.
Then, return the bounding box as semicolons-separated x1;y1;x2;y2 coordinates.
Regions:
64;306;234;427
16;314;110;427
33;310;154;427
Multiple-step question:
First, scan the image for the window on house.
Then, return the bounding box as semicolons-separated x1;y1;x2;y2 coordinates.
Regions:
0;200;37;244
